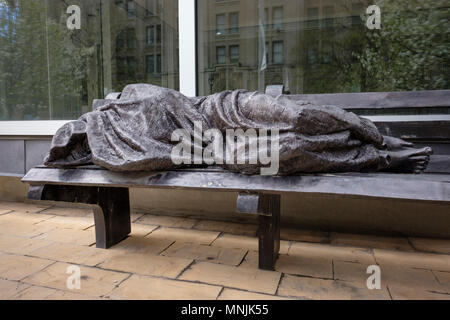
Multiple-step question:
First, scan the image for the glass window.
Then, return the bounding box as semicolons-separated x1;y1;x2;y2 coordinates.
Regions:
273;7;283;30
197;0;449;98
273;41;283;64
307;7;319;29
230;45;240;63
146;55;155;74
229;12;239;34
0;0;179;121
216;14;226;35
146;0;154;16
156;24;161;44
126;0;135;18
216;46;226;64
147;26;155;45
156;54;162;74
323;6;334;28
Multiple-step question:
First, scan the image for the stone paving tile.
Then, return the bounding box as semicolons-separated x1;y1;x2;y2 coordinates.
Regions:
23;262;128;297
9;285;62;300
39;206;92;217
218;288;291;300
136;214;198;229
130;223;158;237
0;279;31;299
333;260;377;285
211;234;290;255
28;242;111;267
289;242;376;264
130;212;146;223
374;249;450;272
108;274;222;300
0;253;54;281
111;236;174;255
281;228;329;243
99;252;193;279
330;233;414;252
0;234;54;255
11;286;103;300
388;285;450;300
278;274;390;300
34;228;96;246
0;211;55;225
381;265;445;293
434;271;450;294
147;227;220;245
275;254;333;279
0;221;56;239
194;220;258;236
179;262;281;295
161;242;247;266
409;238;450;255
0;201;50;213
35;216;94;230
238;251;259;269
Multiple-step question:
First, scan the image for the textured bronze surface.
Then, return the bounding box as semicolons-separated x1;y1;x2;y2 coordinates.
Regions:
44;84;429;175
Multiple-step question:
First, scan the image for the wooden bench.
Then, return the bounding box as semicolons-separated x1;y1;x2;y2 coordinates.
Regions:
21;88;450;271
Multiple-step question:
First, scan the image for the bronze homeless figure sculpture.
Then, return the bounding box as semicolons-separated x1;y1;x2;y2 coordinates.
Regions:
45;84;433;175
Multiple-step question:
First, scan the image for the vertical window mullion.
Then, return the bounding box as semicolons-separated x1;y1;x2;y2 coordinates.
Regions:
178;0;197;96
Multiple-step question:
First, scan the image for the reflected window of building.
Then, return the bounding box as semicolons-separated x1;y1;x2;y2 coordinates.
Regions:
156;25;161;44
229;12;239;34
216;46;226;64
230;45;240;63
126;0;135;17
323;6;334;28
273;7;283;30
307;7;319;29
351;3;364;26
147;26;155;45
156;54;162;74
146;0;154;16
147;55;155;74
273;41;284;64
216;14;226;35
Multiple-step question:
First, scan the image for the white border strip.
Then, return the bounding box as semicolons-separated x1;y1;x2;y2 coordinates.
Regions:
0;121;70;136
178;0;197;97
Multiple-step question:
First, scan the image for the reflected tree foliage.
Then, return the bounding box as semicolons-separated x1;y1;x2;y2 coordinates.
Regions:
0;0;90;120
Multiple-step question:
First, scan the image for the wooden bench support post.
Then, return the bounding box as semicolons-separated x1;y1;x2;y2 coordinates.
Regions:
237;193;281;271
28;185;131;249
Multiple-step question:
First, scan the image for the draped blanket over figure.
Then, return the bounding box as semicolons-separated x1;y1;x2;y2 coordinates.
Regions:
45;84;432;175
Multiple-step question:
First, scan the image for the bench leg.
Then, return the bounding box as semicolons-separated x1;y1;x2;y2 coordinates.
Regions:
28;185;131;249
257;194;281;271
236;193;281;271
93;187;131;249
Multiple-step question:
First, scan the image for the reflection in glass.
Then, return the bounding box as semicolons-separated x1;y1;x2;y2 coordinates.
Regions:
197;0;449;97
0;0;179;121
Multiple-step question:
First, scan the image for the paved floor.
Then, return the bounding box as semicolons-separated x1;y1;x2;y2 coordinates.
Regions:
0;201;449;300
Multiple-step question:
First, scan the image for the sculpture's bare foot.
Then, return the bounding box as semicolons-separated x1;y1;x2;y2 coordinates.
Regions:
383;136;414;151
385;147;433;174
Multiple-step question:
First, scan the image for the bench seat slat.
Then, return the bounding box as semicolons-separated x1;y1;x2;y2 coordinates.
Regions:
22;167;450;203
